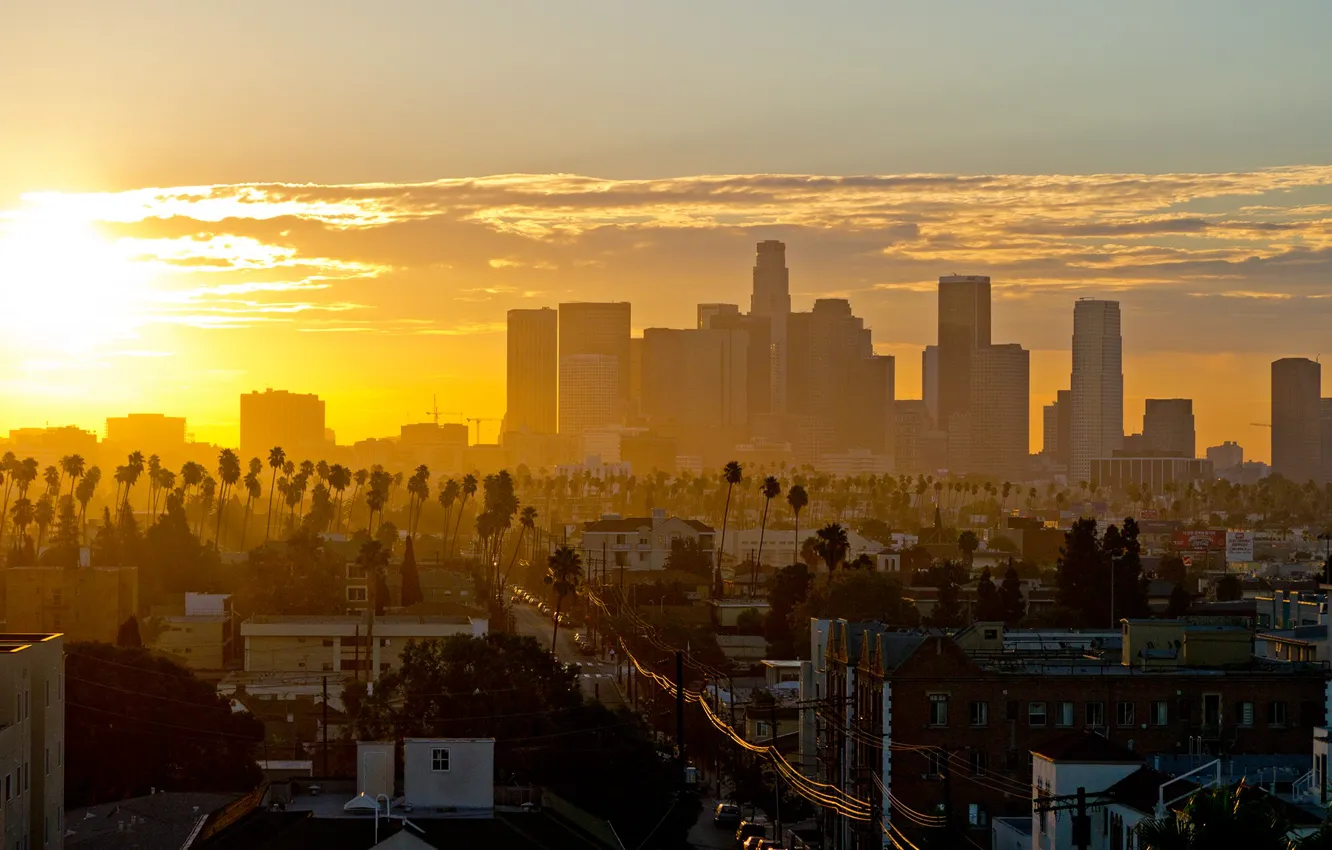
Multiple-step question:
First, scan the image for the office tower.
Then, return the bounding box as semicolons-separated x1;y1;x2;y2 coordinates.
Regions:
937;275;992;425
1055;389;1073;470
240;389;326;458
970;344;1030;480
1205;441;1244;471
1142;398;1195;457
105;413;187;447
1323;399;1332;486
850;355;895;456
749;240;791;413
0;632;63;850
1043;403;1058;457
1270;357;1322;482
641;328;749;428
697;303;739;329
705;310;772;416
922;345;940;425
558;354;620;436
505;308;558;435
558;302;631;424
628;337;644;419
1070;299;1123;483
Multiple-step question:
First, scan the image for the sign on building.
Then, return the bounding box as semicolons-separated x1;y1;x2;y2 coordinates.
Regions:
1225;531;1255;563
1171;530;1227;552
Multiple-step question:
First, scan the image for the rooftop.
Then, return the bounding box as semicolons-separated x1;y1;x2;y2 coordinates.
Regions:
67;792;241;849
1033;731;1140;764
0;632;62;653
245;614;474;625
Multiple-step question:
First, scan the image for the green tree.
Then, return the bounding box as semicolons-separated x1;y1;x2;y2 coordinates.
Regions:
999;565;1026;625
1158;553;1188;585
958;529;980;567
816;569;918;625
33;496;54;551
715;460;744;598
766;563;813;657
974;567;1003;621
450;473;478;557
237;528;345;615
930;579;964;628
756;475;783;575
1216;573;1243;602
116;616;143;647
1135;783;1291;850
60;453;86;498
787;484;809;566
663;536;713;577
437;477;460;559
41;496;81;567
214;448;242;547
813;522;850;585
400;535;424;607
357;540;392;615
75;466;100;545
545;545;583;648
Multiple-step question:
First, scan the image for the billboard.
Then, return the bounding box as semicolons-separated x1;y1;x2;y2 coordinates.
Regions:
1226;531;1255;563
1171;530;1227;552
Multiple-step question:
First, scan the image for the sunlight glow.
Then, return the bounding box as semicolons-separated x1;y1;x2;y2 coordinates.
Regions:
0;212;152;353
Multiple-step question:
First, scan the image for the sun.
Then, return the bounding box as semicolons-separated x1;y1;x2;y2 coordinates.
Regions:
0;212;151;354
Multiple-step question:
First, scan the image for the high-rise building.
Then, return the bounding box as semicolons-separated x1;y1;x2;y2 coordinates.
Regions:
558;354;620;437
1205;441;1244;471
922;345;940;426
1142;398;1195;458
1322;399;1332;487
1270;357;1322;482
641;328;749;429
704;310;772;417
558;302;631;423
1070;299;1123;483
0;632;64;850
1055;388;1073;470
749;241;791;413
697;303;739;329
505;308;557;435
105;413;187;448
240;389;326;459
970;344;1030;480
936;275;991;426
1042;403;1058;458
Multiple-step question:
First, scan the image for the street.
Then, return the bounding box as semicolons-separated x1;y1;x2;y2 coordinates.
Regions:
511;599;624;708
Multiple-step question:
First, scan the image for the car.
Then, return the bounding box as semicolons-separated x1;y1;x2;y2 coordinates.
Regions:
735;820;767;848
713;802;740;827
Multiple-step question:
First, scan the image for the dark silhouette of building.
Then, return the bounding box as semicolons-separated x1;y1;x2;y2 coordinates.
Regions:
970;343;1030;480
1142;398;1195;458
558;302;631;428
240;389;326;458
1071;299;1123;483
1271;357;1322;483
937;275;991;426
749;241;791;413
505;307;557;435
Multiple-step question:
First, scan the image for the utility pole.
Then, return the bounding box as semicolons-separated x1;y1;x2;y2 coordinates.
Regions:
940;747;953;842
771;701;782;842
675;651;686;785
322;676;329;776
1073;787;1091;850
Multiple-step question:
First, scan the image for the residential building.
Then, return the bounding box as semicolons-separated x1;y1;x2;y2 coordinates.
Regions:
937;275;991;426
1271;357;1323;483
505;307;557;435
240;389;326;460
0;632;64;850
1089;456;1214;495
557;354;619;437
1142;398;1195;458
4;566;138;643
970;343;1029;480
3;426;98;469
723;526;884;568
240;614;488;677
1207;441;1244;472
749;240;791;413
558;301;631;416
148;593;236;671
577;510;715;572
1070;299;1123;483
1323;398;1332;488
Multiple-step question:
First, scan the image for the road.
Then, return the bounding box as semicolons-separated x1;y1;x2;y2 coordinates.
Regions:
511;600;624;708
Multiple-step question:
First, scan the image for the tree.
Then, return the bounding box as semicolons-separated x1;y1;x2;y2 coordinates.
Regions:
545;545;583;649
1167;583;1192;617
787;484;809;565
500;505;537;593
75;466;100;545
41;496;81;568
239;467;262;550
214;448;241;547
236;529;346;616
1216;573;1243;602
61;453;86;498
437;478;460;559
766;563;813;657
813;522;849;585
958;530;980;567
357;540;392;615
756;475;783;578
663;536;713;577
33;496;54;551
264;446;285;541
714;461;744;598
1158;553;1188;585
1135;783;1292;850
999;566;1026;626
930;579;964;628
974;567;1004;621
65;642;263;808
988;534;1019;555
400;535;424;607
815;569;919;626
1056;517;1148;628
451;473;477;557
116;616;143;647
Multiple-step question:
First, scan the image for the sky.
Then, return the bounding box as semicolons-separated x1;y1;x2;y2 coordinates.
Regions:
1;1;1331;459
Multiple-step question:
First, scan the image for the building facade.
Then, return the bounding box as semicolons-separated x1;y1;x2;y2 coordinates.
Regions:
4;566;138;644
558;302;631;417
970;344;1029;480
505;307;558;435
1271;357;1323;483
1142;398;1195;458
578;511;715;572
240;389;326;460
0;633;64;850
937;276;991;427
557;354;620;437
750;240;791;414
241;614;488;677
640;327;750;429
1070;300;1123;483
1089;456;1214;495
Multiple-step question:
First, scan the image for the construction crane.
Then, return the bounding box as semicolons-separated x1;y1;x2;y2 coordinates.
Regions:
466;417;500;445
1251;422;1272;428
425;395;463;426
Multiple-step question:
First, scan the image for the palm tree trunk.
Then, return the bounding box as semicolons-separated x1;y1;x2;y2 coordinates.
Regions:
715;484;734;599
439;505;451;563
755;498;770;592
240;499;251;551
215;484;228;548
265;470;277;541
793;509;800;568
500;528;526;595
551;595;563;651
450;496;469;559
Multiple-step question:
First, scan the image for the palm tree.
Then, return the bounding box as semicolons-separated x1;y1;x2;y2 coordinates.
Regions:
122;451;145;521
787;484;809;566
1135;783;1292;850
544;545;583;650
437;478;460;561
714;460;744;599
406;464;430;537
451;474;477;558
75;466;100;545
239;468;262;551
9;497;34;555
33;497;55;552
316;459;330;486
501;505;538;594
349;468;368;527
755;475;782;588
356;540;392;616
43;465;60;499
0;452;19;551
327;464;350;532
365;487;387;536
215;448;242;546
60;454;86;498
265;446;286;541
813;522;849;585
196;476;217;539
145;454;162;520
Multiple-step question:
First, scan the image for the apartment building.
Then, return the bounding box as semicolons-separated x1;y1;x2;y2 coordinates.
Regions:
241;614;488;677
0;633;65;850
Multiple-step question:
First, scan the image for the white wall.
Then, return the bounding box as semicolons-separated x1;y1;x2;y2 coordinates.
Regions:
403;739;495;814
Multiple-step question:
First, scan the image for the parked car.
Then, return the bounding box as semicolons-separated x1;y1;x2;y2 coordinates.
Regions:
735;820;767;848
713;802;741;827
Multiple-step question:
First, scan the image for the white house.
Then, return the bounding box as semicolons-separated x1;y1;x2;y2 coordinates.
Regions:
722;527;884;567
577;509;715;572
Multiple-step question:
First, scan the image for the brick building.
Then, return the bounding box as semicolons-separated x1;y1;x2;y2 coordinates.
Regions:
810;618;1330;849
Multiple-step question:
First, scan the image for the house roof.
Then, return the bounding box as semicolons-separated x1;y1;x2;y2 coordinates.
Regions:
1102;766;1185;814
581;516;715;534
1032;731;1142;764
67;792;241;849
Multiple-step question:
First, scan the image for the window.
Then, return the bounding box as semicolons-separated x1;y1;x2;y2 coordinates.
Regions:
1268;701;1288;727
347;586;368;602
968;750;989;776
1085;702;1105;727
969;701;989;727
983;628;999;640
1055;702;1075;727
1203;694;1221;728
1029;702;1048;727
1237;701;1255;727
968;803;989;828
1150;701;1169;726
925;751;944;778
431;748;451;771
929;694;949;727
756;721;772;738
1116;701;1134;727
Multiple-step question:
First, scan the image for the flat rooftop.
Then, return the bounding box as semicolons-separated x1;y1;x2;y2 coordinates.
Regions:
0;633;62;653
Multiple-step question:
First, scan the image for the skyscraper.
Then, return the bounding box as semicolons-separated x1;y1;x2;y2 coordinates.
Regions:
703;309;771;416
1270;357;1322;482
240;389;326;459
1070;299;1123;483
922;345;939;425
558;302;631;426
697;303;739;329
1142;398;1195;458
641;328;749;428
505;307;557;435
749;240;791;413
970;344;1030;480
557;354;620;437
936;275;991;425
